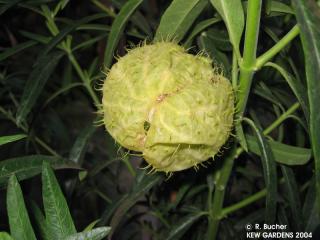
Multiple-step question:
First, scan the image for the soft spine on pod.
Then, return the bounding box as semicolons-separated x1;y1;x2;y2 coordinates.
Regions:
102;42;234;173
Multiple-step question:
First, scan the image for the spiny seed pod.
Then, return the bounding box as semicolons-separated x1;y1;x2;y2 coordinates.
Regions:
102;42;234;173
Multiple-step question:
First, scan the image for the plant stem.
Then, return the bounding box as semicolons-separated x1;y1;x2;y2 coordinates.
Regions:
0;106;60;157
207;145;241;240
34;136;60;157
256;25;300;69
122;154;136;177
207;101;301;237
232;51;238;89
208;3;263;238
237;0;262;115
221;178;286;216
91;0;116;18
216;102;301;218
263;102;300;135
67;52;101;108
94;189;112;203
222;189;267;216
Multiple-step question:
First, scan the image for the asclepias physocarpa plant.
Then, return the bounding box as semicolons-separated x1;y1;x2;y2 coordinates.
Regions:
100;0;320;238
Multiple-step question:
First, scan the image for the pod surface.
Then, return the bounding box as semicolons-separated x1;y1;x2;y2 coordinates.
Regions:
102;42;234;172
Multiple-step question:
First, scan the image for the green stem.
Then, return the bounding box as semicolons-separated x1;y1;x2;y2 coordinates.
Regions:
221;178;286;216
67;52;101;108
205;100;300;239
206;101;301;236
34;137;60;157
242;1;262;67
232;51;238;89
263;102;300;135
94;189;112;203
122;154;136;177
222;189;267;216
207;145;240;240
237;0;262;115
255;25;300;69
0;107;60;157
218;103;301;217
91;0;116;18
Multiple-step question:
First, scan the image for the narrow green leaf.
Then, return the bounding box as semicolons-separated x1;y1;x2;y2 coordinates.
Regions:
53;0;70;15
107;0;151;36
83;219;101;232
30;201;50;240
303;177;320;232
246;134;311;165
109;170;163;238
16;51;64;125
0;155;79;188
184;17;220;48
100;195;125;225
210;0;244;56
6;175;36;240
0;40;37;61
264;62;309;121
0;0;22;15
104;0;143;68
130;12;151;37
76;24;110;32
20;30;51;44
0;232;14;240
76;24;144;38
168;183;191;210
292;0;320;213
65;227;111;240
43;82;84;108
236;123;248;152
244;1;294;16
280;165;303;231
198;33;230;71
205;28;233;51
17;2;44;15
66;123;97;197
72;33;107;51
270;1;293;15
69;124;96;164
278;205;290;227
165;212;205;240
155;0;208;42
42;162;77;239
243;118;277;223
39;13;107;58
0;134;26;146
253;83;284;111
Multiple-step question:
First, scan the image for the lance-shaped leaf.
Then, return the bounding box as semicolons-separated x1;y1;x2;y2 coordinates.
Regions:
292;0;320;213
0;155;79;188
210;0;244;56
155;0;208;42
104;0;144;68
16;51;64;125
6;175;36;240
42;162;76;239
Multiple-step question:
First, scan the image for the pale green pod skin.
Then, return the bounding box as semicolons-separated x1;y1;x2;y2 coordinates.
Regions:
102;42;234;172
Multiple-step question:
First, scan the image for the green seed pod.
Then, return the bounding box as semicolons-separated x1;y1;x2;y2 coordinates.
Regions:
102;42;234;173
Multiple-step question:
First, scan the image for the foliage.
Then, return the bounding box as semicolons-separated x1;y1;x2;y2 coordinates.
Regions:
0;0;319;239
2;163;110;240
